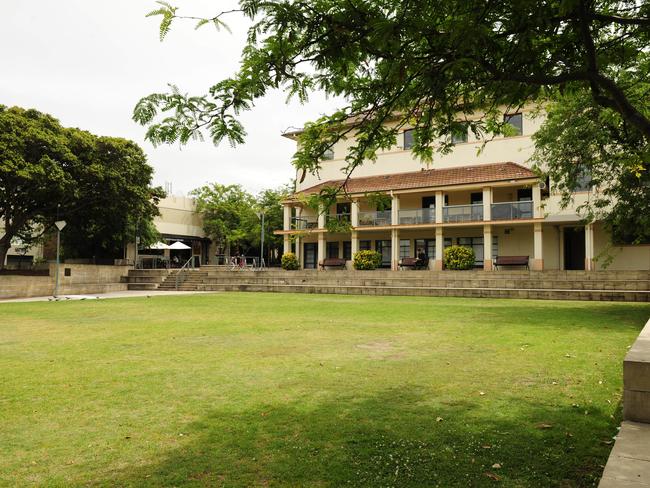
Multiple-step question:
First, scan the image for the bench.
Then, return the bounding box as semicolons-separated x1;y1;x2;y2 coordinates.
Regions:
318;257;347;270
398;257;428;270
494;255;529;270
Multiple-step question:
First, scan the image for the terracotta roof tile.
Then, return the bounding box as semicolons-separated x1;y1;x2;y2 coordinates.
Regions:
294;162;537;196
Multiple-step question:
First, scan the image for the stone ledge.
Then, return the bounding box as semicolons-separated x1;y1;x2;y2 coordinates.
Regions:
600;422;650;487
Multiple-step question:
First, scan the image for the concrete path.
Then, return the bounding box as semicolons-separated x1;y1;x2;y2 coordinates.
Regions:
0;290;215;303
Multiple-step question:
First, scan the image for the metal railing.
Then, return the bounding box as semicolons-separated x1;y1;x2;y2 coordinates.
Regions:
175;256;195;290
398;208;435;225
491;201;534;220
229;255;264;270
443;204;484;223
326;212;351;224
358;210;392;226
292;217;318;230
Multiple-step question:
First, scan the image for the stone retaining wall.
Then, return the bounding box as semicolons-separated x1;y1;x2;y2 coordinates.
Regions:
0;263;130;299
600;318;650;487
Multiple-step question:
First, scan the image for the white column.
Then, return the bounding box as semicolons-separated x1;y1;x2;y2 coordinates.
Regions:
391;193;400;226
559;226;565;270
391;228;400;270
351;199;359;227
435;191;444;223
585;223;595;271
351;230;359;256
483;224;493;271
283;236;290;255
318;203;326;229
317;233;326;269
434;226;444;270
482;187;492;221
283;204;292;231
295;236;301;265
533;183;543;219
532;222;543;271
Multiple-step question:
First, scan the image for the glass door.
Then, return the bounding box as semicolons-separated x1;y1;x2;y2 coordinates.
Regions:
304;243;317;269
374;240;392;267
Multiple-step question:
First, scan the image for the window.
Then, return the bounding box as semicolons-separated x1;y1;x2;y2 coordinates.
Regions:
359;240;371;251
504;113;523;136
336;202;351;215
470;192;483;204
400;239;411;258
574;169;592;192
403;129;414;149
343;241;352;260
517;188;532;201
322;148;334;160
326;242;339;259
451;127;468;144
415;239;436;260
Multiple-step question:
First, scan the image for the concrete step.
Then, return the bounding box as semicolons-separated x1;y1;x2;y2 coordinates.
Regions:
198;282;650;302
127;283;159;291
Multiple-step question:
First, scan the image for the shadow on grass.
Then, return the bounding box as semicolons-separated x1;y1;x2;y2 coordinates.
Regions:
95;387;618;487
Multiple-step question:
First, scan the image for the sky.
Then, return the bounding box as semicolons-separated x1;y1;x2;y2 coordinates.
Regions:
0;1;339;195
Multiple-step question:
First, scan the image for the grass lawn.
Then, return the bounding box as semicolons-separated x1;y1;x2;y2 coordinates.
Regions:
1;293;649;487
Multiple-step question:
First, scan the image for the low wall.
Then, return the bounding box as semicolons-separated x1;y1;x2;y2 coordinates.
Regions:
0;263;130;299
600;318;650;487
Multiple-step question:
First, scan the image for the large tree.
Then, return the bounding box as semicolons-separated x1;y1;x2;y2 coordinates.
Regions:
135;0;650;231
0;106;163;267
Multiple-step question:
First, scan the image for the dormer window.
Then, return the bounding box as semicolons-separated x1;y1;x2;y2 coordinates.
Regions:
451;127;468;144
403;129;414;149
504;113;523;136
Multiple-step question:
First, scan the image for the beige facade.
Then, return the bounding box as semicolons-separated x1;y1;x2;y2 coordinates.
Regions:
0;221;45;268
277;109;650;271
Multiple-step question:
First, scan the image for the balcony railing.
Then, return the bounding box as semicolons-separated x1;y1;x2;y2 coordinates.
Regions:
398;208;435;225
358;210;392;226
443;204;484;223
292;217;318;230
491;201;534;221
326;212;351;224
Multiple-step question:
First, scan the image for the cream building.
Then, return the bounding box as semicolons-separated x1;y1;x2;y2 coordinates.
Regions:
277;109;650;271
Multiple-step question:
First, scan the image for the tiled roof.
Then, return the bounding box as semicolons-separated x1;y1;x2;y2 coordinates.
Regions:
294;162;537;196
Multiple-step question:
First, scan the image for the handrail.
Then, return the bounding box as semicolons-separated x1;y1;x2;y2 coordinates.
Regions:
175;256;195;290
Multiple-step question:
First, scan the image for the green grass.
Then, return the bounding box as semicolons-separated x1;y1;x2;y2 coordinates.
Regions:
1;293;649;487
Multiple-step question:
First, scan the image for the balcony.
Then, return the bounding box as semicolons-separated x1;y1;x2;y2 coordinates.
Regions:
491;201;534;220
292;217;318;230
443;204;484;223
398;208;435;225
326;212;351;225
358;210;392;227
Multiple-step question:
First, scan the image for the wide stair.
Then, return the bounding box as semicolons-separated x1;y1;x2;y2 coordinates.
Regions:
193;268;650;302
157;269;209;291
124;269;170;291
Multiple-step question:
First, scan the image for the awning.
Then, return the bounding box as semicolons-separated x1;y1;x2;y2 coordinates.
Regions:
168;241;191;250
147;242;170;250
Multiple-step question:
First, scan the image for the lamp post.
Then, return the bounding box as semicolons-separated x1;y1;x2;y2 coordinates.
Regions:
53;219;67;297
256;210;266;269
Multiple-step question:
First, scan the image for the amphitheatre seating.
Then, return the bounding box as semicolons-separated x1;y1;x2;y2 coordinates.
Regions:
318;258;347;270
398;257;427;270
495;255;529;270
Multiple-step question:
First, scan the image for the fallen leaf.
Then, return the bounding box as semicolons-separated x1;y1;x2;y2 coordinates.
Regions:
536;423;553;429
492;463;502;469
479;391;486;396
601;440;613;445
482;445;492;449
436;417;444;422
484;472;501;481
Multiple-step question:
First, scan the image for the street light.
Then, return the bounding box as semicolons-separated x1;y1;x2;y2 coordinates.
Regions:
256;210;265;269
53;219;66;297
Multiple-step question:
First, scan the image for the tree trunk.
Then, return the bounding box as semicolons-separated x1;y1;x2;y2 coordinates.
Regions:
0;238;11;270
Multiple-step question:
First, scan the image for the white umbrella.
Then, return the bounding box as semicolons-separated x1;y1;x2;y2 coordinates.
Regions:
147;241;170;250
168;241;191;250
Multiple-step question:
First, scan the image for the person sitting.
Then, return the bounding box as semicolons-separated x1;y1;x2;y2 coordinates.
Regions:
416;248;428;267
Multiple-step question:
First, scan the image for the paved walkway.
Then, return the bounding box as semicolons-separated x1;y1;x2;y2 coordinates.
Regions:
0;290;214;303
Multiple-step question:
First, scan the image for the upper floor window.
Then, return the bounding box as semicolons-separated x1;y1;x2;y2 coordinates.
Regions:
403;129;414;149
574;168;592;192
322;148;334;160
504;113;523;136
451;127;468;144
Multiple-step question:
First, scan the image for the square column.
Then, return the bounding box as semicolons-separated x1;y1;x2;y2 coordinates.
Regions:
435;191;444;223
483;224;493;271
317;233;326;269
391;193;400;226
318;204;326;229
295;236;301;266
585;223;595;271
351;199;359;227
532;222;544;270
351;230;359;256
434;227;444;270
533;183;543;219
283;204;292;231
391;228;400;270
283;236;290;255
482;187;492;221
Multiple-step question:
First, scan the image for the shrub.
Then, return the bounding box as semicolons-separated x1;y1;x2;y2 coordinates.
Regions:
281;252;300;270
443;245;476;270
353;250;382;270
